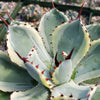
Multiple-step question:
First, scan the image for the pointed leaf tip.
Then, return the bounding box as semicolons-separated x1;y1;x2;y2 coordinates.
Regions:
77;1;85;20
65;47;74;60
52;0;55;9
55;52;59;67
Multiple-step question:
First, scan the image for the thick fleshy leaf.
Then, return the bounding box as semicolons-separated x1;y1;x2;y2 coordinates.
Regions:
53;19;90;69
11;84;49;100
7;22;51;68
51;80;96;100
0;50;36;92
81;77;100;100
92;86;100;100
86;24;100;41
52;59;72;85
81;80;100;100
0;91;10;100
39;8;68;56
83;77;100;85
73;39;100;84
24;48;54;89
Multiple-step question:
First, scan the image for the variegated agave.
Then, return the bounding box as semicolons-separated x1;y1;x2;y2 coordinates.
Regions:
0;2;100;100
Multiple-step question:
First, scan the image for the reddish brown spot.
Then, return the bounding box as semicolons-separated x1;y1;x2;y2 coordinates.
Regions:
33;46;35;48
49;72;53;75
89;44;91;47
6;47;8;50
81;24;83;26
36;65;39;69
24;24;27;25
69;94;73;98
31;49;34;52
55;26;58;28
60;94;64;97
52;96;54;98
54;67;57;70
49;84;51;86
83;56;85;58
78;99;81;100
6;39;8;41
87;51;89;54
50;88;54;90
29;54;32;56
87;94;90;98
95;82;98;86
50;42;52;44
89;35;91;38
49;34;52;36
85;30;88;33
62;51;64;55
45;78;49;81
17;24;20;25
31;61;33;64
41;70;45;74
90;87;93;91
62;21;65;24
59;61;62;65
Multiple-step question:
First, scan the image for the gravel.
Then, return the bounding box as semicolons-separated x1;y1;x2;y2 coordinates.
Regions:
0;0;100;50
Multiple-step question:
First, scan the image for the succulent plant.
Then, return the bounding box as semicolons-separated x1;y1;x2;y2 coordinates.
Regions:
20;4;42;22
0;2;100;100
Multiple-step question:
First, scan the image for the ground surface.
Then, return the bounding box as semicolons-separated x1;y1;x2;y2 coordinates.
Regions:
0;0;100;50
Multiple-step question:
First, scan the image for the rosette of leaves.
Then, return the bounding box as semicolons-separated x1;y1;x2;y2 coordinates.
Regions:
20;4;41;22
0;3;100;100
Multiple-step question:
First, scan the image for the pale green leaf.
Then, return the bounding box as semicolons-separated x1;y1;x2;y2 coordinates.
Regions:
51;80;94;100
7;23;51;68
73;39;100;84
52;59;72;85
11;84;49;100
25;48;54;88
39;8;68;56
53;19;90;69
86;24;100;41
0;50;36;92
92;86;100;100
